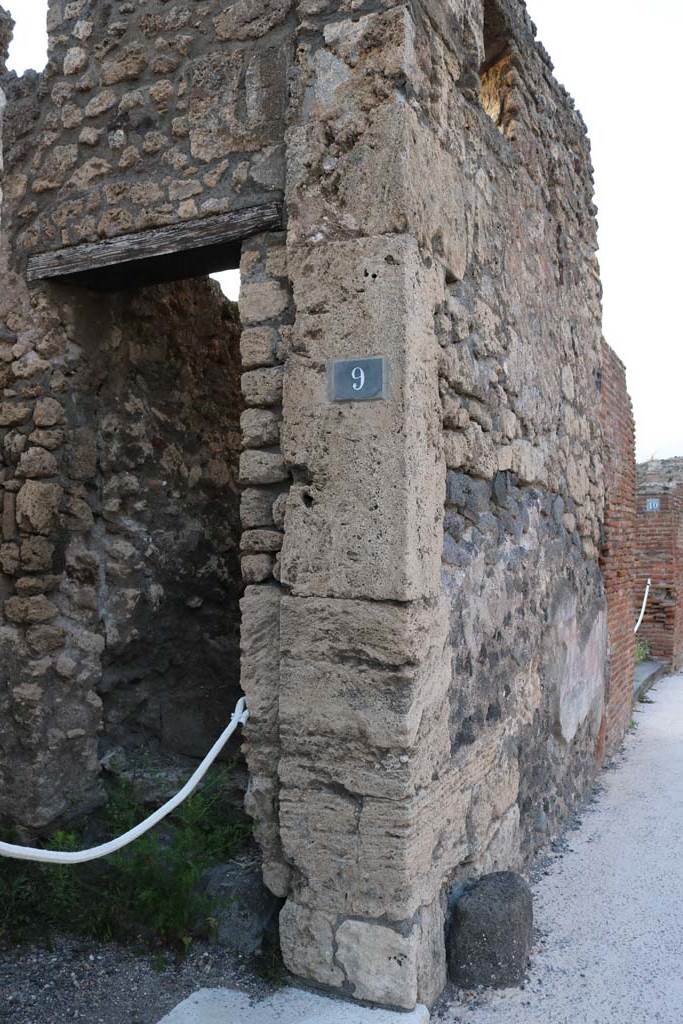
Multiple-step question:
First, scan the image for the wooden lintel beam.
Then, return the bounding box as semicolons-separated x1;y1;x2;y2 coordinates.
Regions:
25;202;283;283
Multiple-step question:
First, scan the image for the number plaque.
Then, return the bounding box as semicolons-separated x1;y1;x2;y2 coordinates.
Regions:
330;357;387;402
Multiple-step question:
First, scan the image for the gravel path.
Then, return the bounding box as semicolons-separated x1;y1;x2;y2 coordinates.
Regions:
434;672;683;1024
0;939;277;1024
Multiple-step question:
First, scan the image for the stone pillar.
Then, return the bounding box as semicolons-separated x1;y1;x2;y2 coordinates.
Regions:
277;238;448;1008
272;6;453;1008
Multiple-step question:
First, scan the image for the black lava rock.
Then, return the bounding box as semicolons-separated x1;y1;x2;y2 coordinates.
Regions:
199;856;283;956
446;871;533;988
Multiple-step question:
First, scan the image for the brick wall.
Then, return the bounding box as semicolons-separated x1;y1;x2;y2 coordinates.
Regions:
599;342;636;755
673;506;683;667
635;484;683;667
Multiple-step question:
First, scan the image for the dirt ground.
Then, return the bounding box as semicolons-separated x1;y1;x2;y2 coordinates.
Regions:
0;938;277;1024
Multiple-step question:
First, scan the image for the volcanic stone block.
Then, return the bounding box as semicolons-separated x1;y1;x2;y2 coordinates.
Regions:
15;480;63;535
199;858;282;956
214;0;294;42
240;584;281;733
335;919;420;1010
241;327;279;369
447;872;533;988
241;488;276;528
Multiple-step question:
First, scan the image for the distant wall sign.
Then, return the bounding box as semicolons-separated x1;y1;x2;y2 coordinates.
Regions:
646;497;661;512
330;357;387;402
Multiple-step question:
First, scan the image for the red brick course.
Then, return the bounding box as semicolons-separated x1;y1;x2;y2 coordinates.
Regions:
599;342;636;756
634;484;683;668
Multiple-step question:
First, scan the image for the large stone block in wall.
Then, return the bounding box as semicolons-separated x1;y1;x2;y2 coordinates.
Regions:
280;896;446;1010
279;596;441;747
240;583;290;897
189;47;288;162
241;584;281;734
287;101;470;281
286;9;471;281
276;594;453;1002
280;235;444;602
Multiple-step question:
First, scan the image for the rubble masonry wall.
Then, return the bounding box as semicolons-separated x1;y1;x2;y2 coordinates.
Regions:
0;236;246;827
3;0;289;257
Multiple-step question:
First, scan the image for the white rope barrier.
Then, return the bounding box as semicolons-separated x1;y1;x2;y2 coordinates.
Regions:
0;697;249;865
634;578;652;635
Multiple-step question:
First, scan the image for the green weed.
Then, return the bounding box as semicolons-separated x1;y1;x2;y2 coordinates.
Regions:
635;639;651;664
0;767;249;951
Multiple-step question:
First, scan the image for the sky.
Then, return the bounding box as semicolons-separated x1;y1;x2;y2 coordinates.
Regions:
3;1;681;462
524;0;683;462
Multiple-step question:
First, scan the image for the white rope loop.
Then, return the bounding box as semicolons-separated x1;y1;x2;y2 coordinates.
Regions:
635;578;652;635
0;697;249;865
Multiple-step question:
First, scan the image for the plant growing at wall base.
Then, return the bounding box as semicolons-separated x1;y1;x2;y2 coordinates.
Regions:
0;768;250;950
635;640;651;664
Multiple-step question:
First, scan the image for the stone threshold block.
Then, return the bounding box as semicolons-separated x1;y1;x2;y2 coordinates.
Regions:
158;987;430;1023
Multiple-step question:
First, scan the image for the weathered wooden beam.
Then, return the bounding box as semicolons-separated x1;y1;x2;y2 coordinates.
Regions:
25;202;283;283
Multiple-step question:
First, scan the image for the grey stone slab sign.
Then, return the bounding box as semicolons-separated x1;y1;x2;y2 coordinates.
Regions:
330;356;387;402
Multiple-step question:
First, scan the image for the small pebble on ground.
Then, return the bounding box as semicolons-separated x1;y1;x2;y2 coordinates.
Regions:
0;938;277;1024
